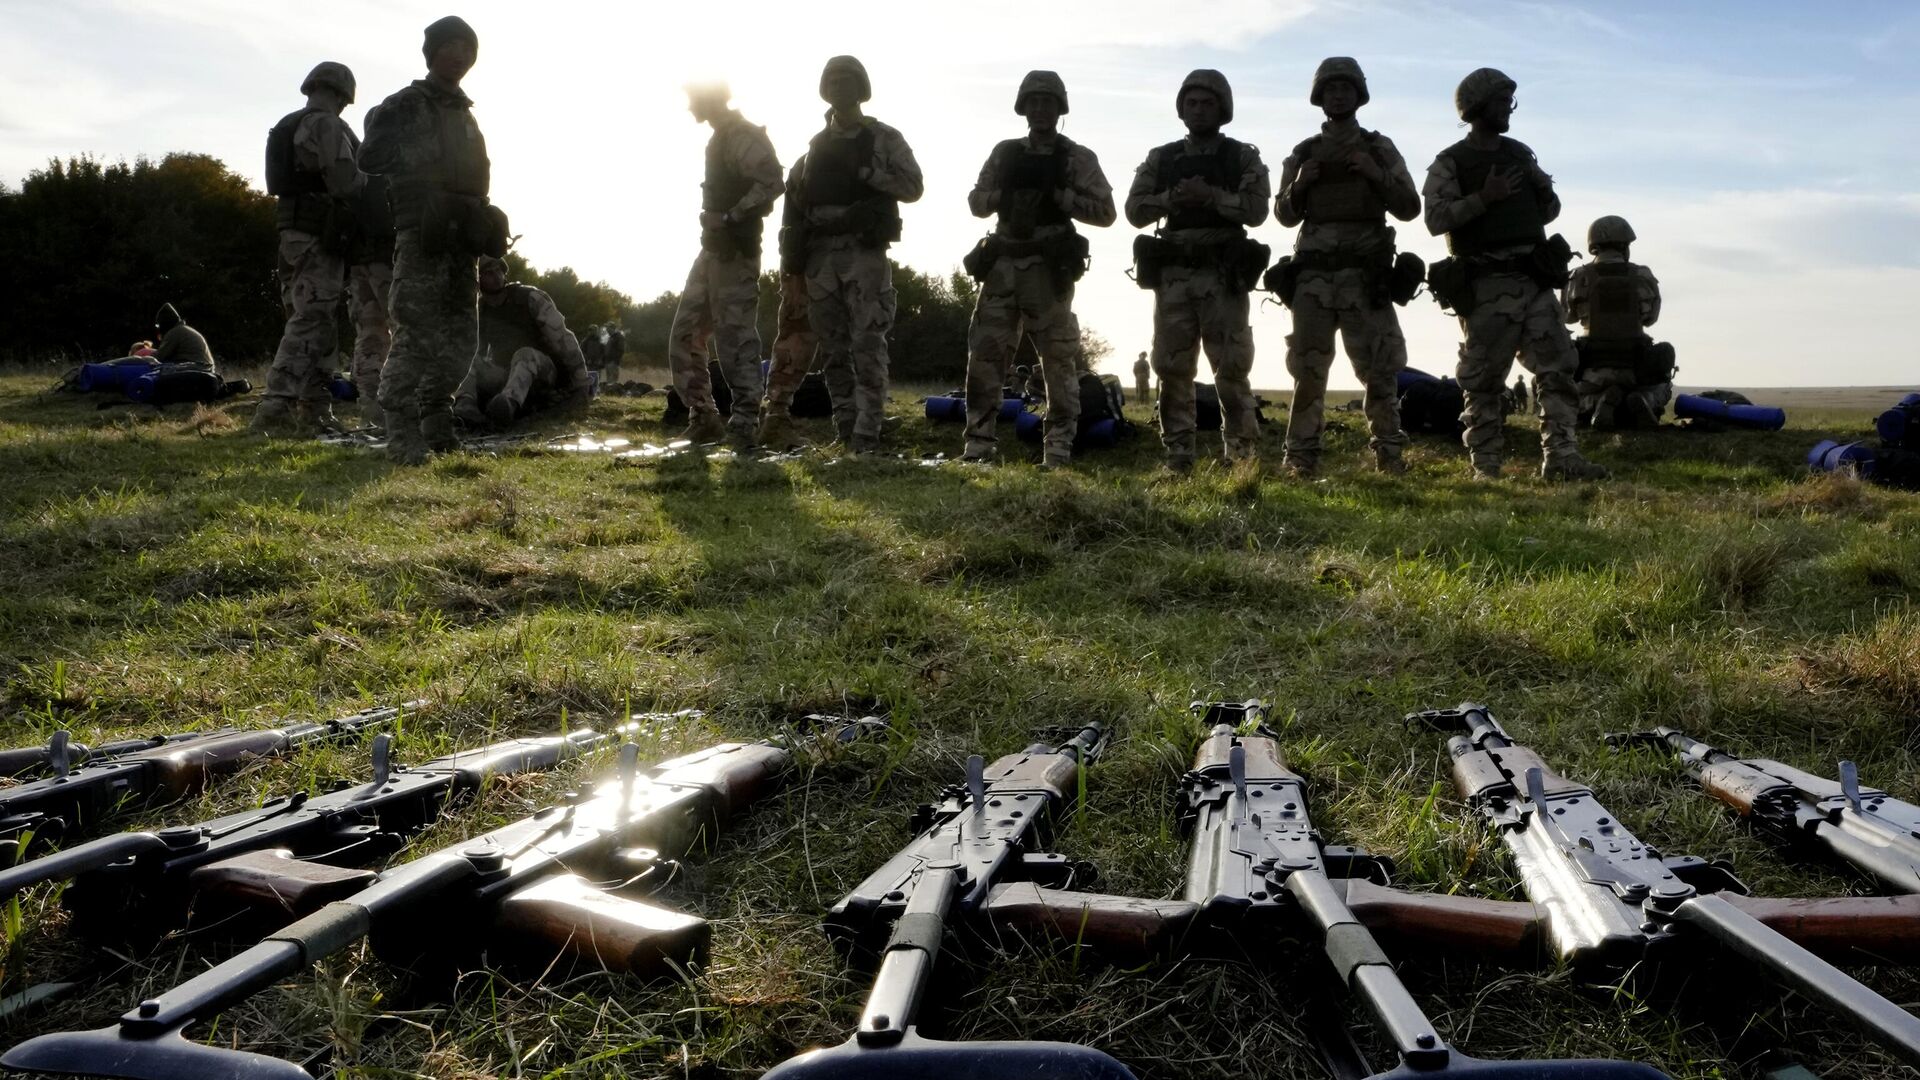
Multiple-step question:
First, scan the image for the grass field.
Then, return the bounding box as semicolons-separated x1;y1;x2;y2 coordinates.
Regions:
0;368;1916;1079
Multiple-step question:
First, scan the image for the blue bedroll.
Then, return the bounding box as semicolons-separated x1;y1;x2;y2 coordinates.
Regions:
1397;367;1443;393
76;360;158;392
1001;397;1025;421
329;374;359;401
1874;392;1920;447
124;372;159;402
925;396;967;422
1808;440;1877;477
1014;410;1121;449
1674;393;1786;431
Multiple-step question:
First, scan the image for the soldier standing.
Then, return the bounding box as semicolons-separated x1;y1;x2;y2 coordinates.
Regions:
757;230;823;450
1565;215;1673;428
959;70;1115;467
781;55;924;454
361;16;492;466
1133;350;1150;403
1125;70;1270;472
668;82;784;448
1421;68;1607;481
346;105;396;430
1273;57;1419;477
452;256;592;427
254;61;362;437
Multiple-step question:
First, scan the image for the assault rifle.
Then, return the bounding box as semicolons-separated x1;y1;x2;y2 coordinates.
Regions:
764;723;1138;1079
988;702;1668;1079
1416;704;1920;1068
0;727;606;936
4;725;851;1080
0;703;411;857
0;729;232;780
1608;726;1920;895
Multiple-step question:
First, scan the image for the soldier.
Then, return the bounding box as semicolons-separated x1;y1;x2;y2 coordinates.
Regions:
1422;68;1607;481
1133;350;1150;403
452;256;592;428
757;251;824;450
253;61;362;436
1273;57;1419;477
781;55;924;454
151;304;215;372
1511;374;1529;412
346;104;396;430
668;82;784;448
1125;69;1270;472
959;70;1116;467
1565;215;1673;428
361;15;493;466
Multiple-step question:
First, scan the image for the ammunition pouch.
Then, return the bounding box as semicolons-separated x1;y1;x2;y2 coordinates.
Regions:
1390;251;1427;306
1133;235;1266;293
700;221;762;261
1131;235;1163;290
777;225;810;274
420;194;511;259
962;236;1000;281
808;198;901;250
1262;256;1302;308
1426;256;1474;317
966;232;1088;295
1533;232;1574;290
318;198;358;257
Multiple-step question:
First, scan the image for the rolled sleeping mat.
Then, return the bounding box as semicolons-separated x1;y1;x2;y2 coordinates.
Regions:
925;396;967;422
1674;393;1786;431
1808;440;1877;477
329;374;359;401
1874;392;1920;447
76;360;158;392
1397;367;1443;394
1014;410;1121;450
1000;397;1025;421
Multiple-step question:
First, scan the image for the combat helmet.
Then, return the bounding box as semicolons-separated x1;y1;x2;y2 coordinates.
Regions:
1310;57;1369;107
1015;70;1069;116
476;255;509;277
1454;67;1516;121
819;55;871;104
1176;69;1234;124
300;61;356;105
1587;215;1637;253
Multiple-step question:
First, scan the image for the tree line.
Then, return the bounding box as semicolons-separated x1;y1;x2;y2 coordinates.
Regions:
0;153;1007;382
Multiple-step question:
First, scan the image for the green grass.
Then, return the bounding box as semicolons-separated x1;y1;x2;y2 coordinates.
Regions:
0;370;1916;1078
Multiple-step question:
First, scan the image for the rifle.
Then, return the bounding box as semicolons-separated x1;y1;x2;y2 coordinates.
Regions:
988;702;1668;1079
3;725;844;1080
0;727;606;937
0;703;412;858
764;723;1138;1080
1415;703;1920;1068
1607;726;1920;895
0;729;232;780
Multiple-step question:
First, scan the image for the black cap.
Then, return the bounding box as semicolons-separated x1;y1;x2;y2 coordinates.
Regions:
423;15;478;60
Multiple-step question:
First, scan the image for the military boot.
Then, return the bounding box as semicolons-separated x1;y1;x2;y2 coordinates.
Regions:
680;411;727;445
1541;453;1610;482
358;399;386;432
1374;449;1408;476
484;395;517;428
757;412;803;451
834;417;857;446
1471;458;1504;481
296;400;342;436
1281;454;1318;480
420;412;459;454
1039;452;1072;471
247;397;299;437
385;427;428;466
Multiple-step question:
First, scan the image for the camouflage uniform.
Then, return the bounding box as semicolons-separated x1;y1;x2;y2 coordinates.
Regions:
759;265;825;448
347;161;397;428
1274;59;1418;474
361;67;489;464
669;106;784;443
454;264;592;427
1126;71;1270;467
962;71;1116;464
257;66;364;433
1566;226;1670;428
1133;353;1150;402
787;56;923;452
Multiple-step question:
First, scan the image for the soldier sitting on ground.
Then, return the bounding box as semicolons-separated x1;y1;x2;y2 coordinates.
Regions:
152;304;216;373
453;256;593;429
1564;215;1674;429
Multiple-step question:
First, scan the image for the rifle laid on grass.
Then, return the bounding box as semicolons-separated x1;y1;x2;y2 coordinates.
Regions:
3;723;858;1080
0;703;412;858
1415;703;1920;1069
988;702;1670;1079
764;722;1139;1080
1608;726;1920;895
0;727;605;936
0;729;234;781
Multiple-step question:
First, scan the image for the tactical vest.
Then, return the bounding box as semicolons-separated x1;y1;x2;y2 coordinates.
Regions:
804;124;900;248
1587;263;1643;344
352;173;396;264
995;138;1072;235
1442;137;1546;256
702;122;765;256
1294;133;1387;224
266;108;339;234
479;285;545;363
386;85;491;227
1155;137;1245;233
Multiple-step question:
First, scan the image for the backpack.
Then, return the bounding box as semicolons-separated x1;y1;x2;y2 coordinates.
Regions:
1874;393;1920;450
662;360;735;423
1400;375;1466;436
1078;374;1123;427
790;372;834;418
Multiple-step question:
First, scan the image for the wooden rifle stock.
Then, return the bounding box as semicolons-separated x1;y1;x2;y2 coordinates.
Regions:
145;728;314;799
187;848;378;916
493;873;709;976
1723;893;1920;964
984;882;1198;962
1334;879;1546;964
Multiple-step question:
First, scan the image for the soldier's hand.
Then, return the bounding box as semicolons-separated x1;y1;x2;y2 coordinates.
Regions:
1053;186;1078;212
1295;160;1323;188
1349;152;1385;185
699;211;727;230
1172;178;1214;207
1480;168;1515;204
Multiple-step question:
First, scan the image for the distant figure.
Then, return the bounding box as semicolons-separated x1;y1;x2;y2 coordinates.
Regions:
1422;67;1605;481
1565;215;1673;429
1126;69;1269;472
1275;57;1419;478
668;81;784;448
255;60;362;436
151;304;215;372
1511;375;1529;412
784;55;925;453
361;15;491;465
453;256;592;428
1133;350;1150;403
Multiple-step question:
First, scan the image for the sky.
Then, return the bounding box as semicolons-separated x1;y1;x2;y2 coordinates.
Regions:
4;0;1918;389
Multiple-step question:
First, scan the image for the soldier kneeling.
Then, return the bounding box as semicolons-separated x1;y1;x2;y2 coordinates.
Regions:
454;256;593;429
1565;215;1674;429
